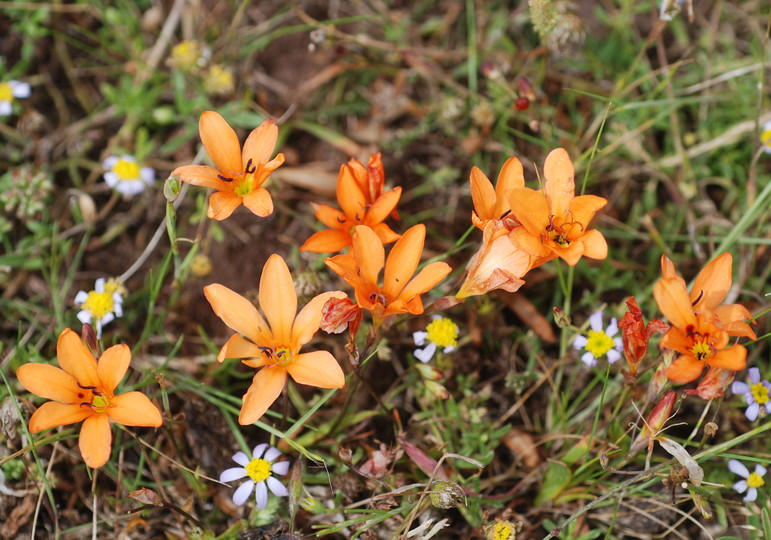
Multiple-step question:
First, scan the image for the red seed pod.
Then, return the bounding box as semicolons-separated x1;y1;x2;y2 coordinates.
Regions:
514;96;530;111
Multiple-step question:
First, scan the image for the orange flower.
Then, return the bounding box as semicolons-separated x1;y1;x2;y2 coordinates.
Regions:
204;254;347;424
470;157;524;232
653;253;756;384
301;156;401;253
324;225;452;327
16;329;162;468
506;148;608;266
456;222;532;299
171;111;285;220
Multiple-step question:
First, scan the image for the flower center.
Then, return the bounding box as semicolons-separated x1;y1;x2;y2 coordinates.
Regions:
762;128;771;146
113;159;141;181
83;290;115;319
747;471;765;489
691;338;712;361
77;383;111;413
245;457;272;483
491;522;515;540
751;382;770;405
234;158;259;197
0;82;13;102
426;317;458;349
259;345;293;366
586;329;614;358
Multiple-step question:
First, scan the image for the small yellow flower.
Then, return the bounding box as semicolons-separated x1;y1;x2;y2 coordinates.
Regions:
413;316;459;362
75;278;125;338
204;64;234;96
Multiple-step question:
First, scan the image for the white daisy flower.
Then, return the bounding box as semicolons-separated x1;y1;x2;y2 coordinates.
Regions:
573;311;623;367
220;443;290;508
728;459;767;503
74;278;124;339
413;316;459;363
731;367;771;422
102;155;155;196
0;80;31;116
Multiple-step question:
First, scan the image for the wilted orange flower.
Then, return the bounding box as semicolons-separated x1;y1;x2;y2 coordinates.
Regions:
469;157;524;232
325;224;452;327
456;222;532;299
617;296;669;377
506;148;608;266
204;254;347;424
653;253;756;384
684;366;735;400
16;329;162;468
301;155;401;253
171;111;285;220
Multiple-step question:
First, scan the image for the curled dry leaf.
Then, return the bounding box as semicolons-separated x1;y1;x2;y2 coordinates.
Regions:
501;428;541;468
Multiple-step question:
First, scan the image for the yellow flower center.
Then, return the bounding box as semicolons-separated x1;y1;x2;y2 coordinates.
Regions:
113;159;141;181
761;129;771;146
260;345;293;366
83;290;115;319
691;338;712;361
426;317;459;349
0;82;13;102
76;383;111;413
747;471;765;489
751;382;770;405
245;457;272;483
586;329;614;358
91;393;109;413
491;521;515;540
234;172;255;196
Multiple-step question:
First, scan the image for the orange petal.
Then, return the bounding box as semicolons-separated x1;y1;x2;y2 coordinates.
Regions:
568;195;607;229
653;278;697;329
691;252;731;310
351;226;385;287
578;229;608;260
239;367;287;425
254;155;285;186
29;402;91;432
16;363;80;403
204;284;273;344
399;261;452;304
207;191;241;220
171;165;230;190
708;345;747;371
311;202;348;229
660;255;686;287
365;186;402;225
199;111;242;174
555;241;585;266
660;327;692;355
543;148;575;216
383;224;425;298
242;187;273;217
336;165;367;221
494;157;525;216
109;392;162;427
57;328;99;388
456;226;530;299
715;304;757;339
79;413;112;468
300;229;352;253
665;355;704;384
96;344;130;394
241;119;279;168
508;226;552;259
470;166;497;223
259;254;297;345
291;291;348;350
507;187;550;236
287;350;345;388
370;223;401;245
217;334;266;363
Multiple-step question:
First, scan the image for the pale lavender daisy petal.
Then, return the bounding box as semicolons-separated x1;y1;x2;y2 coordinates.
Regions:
755;464;767;477
749;367;761;384
74;290;88;304
0;101;11;116
413;331;427;346
744;488;758;502
606;317;619;337
10;81;31;98
581;351;597;367
746;403;760;422
95;278;106;292
414;342;437;363
232;451;250;467
271;461;290;475
77;310;92;324
103;171;120;187
252;443;268;460
266;476;288;497
232;479;254;506
102;156;119;170
573;335;588;349
254;481;268;509
732;480;748;493
729;459;749;478
732;381;751;395
140;167;155;183
264;447;281;462
606;348;621;364
589;311;603;332
220;467;247;482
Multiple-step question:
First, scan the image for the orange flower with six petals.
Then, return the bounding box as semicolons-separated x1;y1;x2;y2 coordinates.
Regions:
301;155;401;253
506;148;608;266
653;253;756;384
16;328;162;468
204;254;347;425
171;111;285;220
324;225;452;327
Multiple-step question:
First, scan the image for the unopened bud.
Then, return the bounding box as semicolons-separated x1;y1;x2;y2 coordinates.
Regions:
704;422;718;438
630;391;677;455
81;324;100;357
163;176;181;202
429;481;465;509
553;306;571;328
